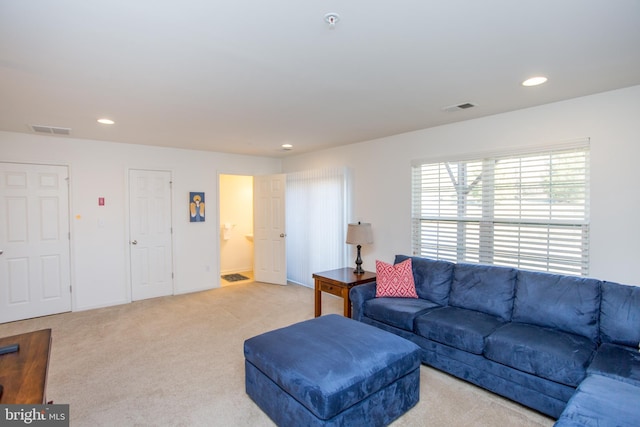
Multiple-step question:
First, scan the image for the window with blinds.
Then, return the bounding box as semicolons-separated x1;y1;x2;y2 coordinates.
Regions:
411;141;590;276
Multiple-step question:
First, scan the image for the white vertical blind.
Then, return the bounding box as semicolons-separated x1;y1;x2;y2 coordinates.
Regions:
412;141;590;276
286;167;350;287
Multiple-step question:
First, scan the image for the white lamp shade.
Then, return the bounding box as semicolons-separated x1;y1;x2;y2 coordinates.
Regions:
346;223;373;245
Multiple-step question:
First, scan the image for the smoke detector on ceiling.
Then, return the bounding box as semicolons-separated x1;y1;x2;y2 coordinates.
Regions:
442;102;477;113
29;124;71;136
324;13;340;29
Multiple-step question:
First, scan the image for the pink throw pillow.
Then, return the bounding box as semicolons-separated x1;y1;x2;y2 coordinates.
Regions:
375;258;418;298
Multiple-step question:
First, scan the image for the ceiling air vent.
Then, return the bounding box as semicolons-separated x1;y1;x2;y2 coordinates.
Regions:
442;102;477;113
30;124;71;136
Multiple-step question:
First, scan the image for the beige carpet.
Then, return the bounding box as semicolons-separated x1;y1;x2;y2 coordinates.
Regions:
0;282;555;427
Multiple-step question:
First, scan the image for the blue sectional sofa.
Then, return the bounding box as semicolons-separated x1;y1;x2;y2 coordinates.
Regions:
350;255;640;424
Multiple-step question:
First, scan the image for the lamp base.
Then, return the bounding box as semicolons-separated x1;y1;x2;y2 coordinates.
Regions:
353;244;364;275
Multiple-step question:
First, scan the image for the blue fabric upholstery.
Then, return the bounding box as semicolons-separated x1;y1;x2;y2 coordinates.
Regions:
415;306;505;355
348;255;640;422
246;360;420;427
600;280;640;347
244;314;421;421
554;375;640;427
423;340;572;418
484;322;596;387
449;263;517;321
363;297;441;331
359;315;577;418
394;255;454;305
587;343;640;386
350;282;377;321
513;270;601;342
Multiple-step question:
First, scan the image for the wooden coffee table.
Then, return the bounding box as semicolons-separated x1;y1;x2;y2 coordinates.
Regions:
313;268;376;318
0;329;52;404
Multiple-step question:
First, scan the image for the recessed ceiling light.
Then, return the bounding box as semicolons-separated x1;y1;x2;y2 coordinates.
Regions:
522;76;548;87
97;118;115;125
282;144;293;150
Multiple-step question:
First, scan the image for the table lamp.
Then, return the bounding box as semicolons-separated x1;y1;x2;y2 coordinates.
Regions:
346;222;373;274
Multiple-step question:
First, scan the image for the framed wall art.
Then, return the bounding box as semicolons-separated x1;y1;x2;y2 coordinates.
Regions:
189;192;205;222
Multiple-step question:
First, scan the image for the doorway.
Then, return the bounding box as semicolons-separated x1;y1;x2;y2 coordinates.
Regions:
219;174;254;286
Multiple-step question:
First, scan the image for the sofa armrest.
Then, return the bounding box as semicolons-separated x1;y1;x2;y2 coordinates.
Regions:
350;282;377;321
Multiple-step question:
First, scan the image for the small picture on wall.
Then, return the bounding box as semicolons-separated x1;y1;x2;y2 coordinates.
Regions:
189;192;205;222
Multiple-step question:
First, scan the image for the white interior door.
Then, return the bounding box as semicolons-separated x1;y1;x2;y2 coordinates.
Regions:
129;169;173;300
254;174;286;285
0;162;71;323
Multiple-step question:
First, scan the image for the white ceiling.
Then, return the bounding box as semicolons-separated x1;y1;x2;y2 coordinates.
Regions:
1;1;639;158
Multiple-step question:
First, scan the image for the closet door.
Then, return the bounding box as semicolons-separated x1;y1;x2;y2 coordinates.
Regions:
129;169;174;301
0;162;71;322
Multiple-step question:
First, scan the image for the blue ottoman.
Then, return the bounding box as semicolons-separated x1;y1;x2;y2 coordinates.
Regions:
244;314;421;427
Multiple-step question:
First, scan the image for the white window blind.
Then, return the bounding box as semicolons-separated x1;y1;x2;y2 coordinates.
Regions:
286;167;350;287
411;141;590;275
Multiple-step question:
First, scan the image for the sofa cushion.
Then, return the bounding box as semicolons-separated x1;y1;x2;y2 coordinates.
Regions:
415;306;505;355
512;270;601;342
587;343;640;387
395;255;454;305
554;374;640;427
600;280;640;347
375;259;419;298
448;263;517;321
364;297;441;331
484;323;596;387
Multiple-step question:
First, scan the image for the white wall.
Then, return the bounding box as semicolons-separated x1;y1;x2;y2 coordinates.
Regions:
219;174;254;274
0;132;280;311
2;85;639;314
282;85;640;285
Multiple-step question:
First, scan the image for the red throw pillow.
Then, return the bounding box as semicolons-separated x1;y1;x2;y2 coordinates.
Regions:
375;258;418;298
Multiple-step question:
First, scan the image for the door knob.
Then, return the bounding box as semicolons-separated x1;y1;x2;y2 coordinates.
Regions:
131;240;138;245
0;250;3;255
280;233;286;238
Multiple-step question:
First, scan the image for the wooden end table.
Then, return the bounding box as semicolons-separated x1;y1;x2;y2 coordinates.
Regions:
313;268;376;318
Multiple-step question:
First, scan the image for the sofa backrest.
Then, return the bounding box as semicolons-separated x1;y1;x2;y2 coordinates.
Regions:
448;263;517;321
600;281;640;348
395;255;453;306
513;270;601;342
